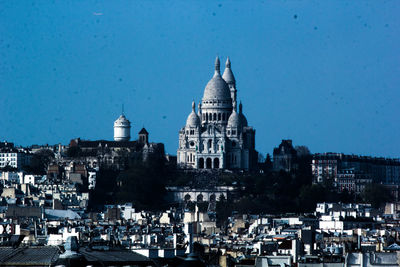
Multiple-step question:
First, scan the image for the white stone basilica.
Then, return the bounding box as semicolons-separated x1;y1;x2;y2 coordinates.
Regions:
177;57;257;170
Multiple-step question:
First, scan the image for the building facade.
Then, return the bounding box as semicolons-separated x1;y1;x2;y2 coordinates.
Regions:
312;153;400;186
336;168;372;194
177;57;257;170
0;152;32;170
273;140;298;172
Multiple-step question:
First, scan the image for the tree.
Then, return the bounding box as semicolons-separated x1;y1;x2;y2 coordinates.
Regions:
115;159;167;211
298;184;328;212
25;149;55;174
216;195;233;229
295;146;311;157
361;184;391;208
258;153;265;163
66;146;81;157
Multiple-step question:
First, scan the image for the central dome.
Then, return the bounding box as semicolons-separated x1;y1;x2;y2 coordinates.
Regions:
203;75;231;100
202;57;232;101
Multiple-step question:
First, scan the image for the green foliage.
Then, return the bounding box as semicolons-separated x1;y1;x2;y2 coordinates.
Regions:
115;159;167;211
89;169;120;209
298;184;330;211
216;194;233;229
66;146;82;157
361;183;391;208
210;164;353;214
23;149;55;175
167;171;193;186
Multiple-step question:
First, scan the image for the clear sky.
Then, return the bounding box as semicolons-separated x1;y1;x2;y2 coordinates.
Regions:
1;1;399;158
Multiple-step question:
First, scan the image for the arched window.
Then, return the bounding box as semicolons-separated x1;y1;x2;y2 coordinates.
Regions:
206;158;212;169
208;139;212;149
222;113;226;121
213;113;217;121
197;194;204;202
210;194;216;202
199;158;204;169
218;113;221;121
214;158;220;169
205;113;208;121
209;113;212;121
184;194;191;202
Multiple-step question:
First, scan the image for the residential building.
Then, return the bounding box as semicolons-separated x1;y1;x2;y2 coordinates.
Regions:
312;153;400;185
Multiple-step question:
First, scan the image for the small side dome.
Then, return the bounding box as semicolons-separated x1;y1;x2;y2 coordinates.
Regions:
228;101;241;128
186;101;200;127
187;112;200;127
228;112;241;128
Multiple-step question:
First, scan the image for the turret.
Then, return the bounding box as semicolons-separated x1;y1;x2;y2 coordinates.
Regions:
114;114;131;141
138;128;149;144
222;57;237;103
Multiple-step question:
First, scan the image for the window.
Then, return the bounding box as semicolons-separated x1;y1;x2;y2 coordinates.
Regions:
218;113;221;121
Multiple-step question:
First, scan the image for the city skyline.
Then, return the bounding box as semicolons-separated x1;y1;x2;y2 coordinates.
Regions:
1;1;399;157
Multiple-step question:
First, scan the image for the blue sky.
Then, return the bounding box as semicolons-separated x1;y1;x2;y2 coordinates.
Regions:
1;1;399;157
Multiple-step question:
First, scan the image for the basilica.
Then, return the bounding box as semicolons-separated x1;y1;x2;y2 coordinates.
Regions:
177;57;257;170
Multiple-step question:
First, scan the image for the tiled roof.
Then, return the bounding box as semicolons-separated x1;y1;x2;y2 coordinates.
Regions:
0;246;59;266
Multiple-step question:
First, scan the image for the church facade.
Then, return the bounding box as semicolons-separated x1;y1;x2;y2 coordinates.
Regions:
177;57;257;170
